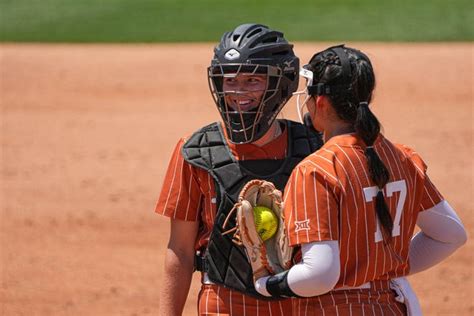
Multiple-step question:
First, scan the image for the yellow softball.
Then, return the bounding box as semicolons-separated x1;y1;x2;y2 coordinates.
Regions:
253;206;278;241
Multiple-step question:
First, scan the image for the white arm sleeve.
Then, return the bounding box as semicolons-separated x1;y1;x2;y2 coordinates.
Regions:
288;240;341;297
409;200;467;275
255;241;340;297
286;241;340;297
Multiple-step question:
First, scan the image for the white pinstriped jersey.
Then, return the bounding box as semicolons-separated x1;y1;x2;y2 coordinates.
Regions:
198;284;290;315
293;279;407;315
284;133;443;288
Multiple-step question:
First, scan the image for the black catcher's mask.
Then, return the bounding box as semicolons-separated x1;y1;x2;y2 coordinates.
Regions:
208;23;299;144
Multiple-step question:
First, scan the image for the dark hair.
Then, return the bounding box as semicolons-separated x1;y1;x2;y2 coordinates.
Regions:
307;46;393;241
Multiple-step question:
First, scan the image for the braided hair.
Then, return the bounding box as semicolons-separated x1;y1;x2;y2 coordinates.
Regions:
306;46;393;241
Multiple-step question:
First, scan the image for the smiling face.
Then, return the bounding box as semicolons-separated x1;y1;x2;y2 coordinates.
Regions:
222;73;268;112
207;64;283;143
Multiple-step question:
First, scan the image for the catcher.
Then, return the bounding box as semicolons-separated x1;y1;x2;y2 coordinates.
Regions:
155;23;322;316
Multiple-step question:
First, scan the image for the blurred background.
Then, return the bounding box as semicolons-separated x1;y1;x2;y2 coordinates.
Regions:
1;1;473;315
1;0;472;42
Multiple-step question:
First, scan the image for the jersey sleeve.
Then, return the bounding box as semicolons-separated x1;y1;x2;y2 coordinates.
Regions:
155;138;202;221
419;174;444;211
284;161;340;247
399;144;444;212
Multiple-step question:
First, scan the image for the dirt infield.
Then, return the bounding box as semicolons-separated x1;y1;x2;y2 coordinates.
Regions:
1;43;472;315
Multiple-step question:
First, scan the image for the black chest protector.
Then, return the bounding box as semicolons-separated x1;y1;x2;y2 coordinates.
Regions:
182;120;322;299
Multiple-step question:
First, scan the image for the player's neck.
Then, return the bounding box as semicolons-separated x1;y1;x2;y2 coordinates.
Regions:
252;121;282;147
323;122;355;143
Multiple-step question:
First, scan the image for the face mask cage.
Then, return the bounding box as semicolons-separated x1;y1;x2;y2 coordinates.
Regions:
293;67;314;123
208;63;283;144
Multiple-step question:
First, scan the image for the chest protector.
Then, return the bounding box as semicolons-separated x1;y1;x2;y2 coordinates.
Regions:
182;120;322;299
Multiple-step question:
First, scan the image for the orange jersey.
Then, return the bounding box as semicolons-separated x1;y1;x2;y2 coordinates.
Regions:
156;122;288;250
284;133;443;287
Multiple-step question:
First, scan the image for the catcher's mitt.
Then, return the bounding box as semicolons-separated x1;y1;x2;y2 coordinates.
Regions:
222;179;292;281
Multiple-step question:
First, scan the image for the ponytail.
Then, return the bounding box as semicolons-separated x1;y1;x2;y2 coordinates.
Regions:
306;45;393;241
355;102;393;241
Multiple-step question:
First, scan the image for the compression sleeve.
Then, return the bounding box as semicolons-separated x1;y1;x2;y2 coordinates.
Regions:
409;200;467;275
255;240;340;297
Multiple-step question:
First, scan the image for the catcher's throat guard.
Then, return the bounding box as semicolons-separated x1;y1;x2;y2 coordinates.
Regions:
208;64;284;144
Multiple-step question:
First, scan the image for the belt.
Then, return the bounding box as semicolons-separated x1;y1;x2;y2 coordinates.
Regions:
202;273;371;289
202;272;215;285
195;253;208;272
335;282;371;291
336;279;396;291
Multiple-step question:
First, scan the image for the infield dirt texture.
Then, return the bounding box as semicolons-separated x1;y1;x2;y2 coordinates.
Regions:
1;43;472;315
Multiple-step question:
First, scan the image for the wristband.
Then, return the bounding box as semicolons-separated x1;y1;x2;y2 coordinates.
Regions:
266;270;302;298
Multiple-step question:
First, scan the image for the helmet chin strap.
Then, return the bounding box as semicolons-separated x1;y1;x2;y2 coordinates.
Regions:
293;68;314;123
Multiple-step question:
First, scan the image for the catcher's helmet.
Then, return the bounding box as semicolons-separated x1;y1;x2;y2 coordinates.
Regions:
208;23;299;144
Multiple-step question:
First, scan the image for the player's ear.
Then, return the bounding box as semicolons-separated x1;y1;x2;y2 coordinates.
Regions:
315;95;327;110
316;95;334;120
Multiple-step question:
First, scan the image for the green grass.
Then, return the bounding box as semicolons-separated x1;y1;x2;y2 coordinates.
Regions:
0;0;472;42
